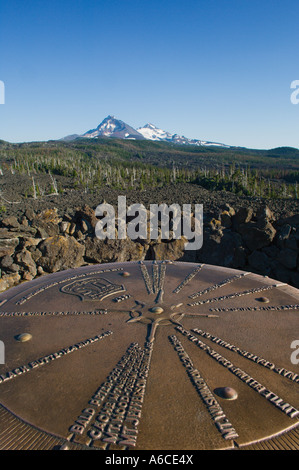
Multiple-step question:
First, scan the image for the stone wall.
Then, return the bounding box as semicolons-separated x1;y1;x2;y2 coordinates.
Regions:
0;204;298;292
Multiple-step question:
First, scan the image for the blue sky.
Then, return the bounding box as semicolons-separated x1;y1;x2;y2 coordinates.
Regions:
0;0;298;148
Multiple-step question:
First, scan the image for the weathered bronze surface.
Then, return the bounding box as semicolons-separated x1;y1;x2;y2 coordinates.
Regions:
0;261;298;450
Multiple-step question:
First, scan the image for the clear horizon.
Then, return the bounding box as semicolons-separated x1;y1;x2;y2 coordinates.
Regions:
0;0;299;150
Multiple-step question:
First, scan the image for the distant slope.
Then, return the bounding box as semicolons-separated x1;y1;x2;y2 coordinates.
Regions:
83;115;144;140
137;122;230;148
62;115;231;148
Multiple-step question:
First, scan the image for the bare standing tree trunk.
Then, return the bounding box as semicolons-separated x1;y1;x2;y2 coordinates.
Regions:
32;176;37;199
48;170;58;195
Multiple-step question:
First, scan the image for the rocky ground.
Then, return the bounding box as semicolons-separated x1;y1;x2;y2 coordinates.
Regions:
1;173;299;219
0;180;299;292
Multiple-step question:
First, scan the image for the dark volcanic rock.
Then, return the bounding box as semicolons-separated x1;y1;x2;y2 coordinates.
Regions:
262;245;280;259
238;221;276;251
150;238;189;261
233;207;253;227
256;206;275;224
277;248;297;270
1;198;299;291
15;249;37;280
73;204;99;233
1;216;21;229
270;260;292;284
85;238;146;263
38;235;85;273
0;255;14;269
198;229;244;268
32;208;62;238
0;272;21;292
0;235;19;257
248;250;271;273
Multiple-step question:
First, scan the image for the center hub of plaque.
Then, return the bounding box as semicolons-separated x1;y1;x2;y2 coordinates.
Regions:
128;301;185;343
150;306;164;314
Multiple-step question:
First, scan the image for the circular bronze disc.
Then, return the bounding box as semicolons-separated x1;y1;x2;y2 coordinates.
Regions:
0;261;298;450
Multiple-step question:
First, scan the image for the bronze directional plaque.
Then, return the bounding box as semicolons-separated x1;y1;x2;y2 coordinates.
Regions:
0;261;298;450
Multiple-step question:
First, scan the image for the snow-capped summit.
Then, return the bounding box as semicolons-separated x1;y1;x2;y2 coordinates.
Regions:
83;115;144;140
62;115;230;147
137;123;174;142
137;123;230;148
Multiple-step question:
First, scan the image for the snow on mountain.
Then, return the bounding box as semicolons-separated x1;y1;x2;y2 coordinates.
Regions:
83;115;144;140
137;123;174;142
65;115;230;148
138;123;230;148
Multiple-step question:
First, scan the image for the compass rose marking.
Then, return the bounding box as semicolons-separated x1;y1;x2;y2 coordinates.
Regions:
189;272;251;300
184;313;219;318
127;300;190;343
192;329;299;385
173;265;204;294
127;312;166;344
209;304;299;313
139;262;153;294
0;309;108;317
169;335;239;440
152;261;167;295
139;261;167;303
147;320;160;344
176;326;299;419
153;262;159;294
0;331;112;385
188;283;285;306
68;341;154;449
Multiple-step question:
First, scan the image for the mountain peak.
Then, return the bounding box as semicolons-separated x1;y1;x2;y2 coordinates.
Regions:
83;116;144;140
142;123;157;129
137;123;174;142
70;115;230;147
